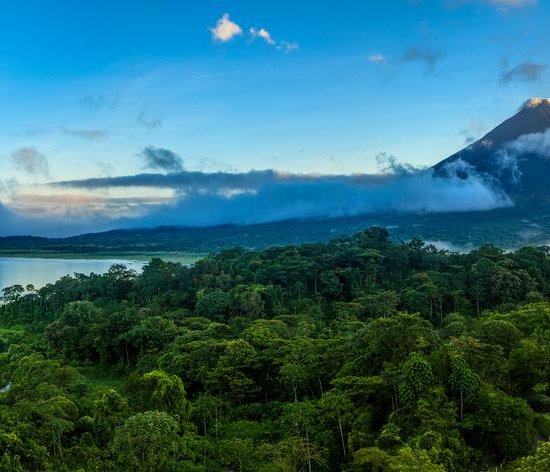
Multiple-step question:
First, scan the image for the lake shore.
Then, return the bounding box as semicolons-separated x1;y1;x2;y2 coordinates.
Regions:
0;251;206;264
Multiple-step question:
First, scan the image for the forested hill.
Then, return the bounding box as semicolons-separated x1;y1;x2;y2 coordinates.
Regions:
2;227;550;470
4;202;550;257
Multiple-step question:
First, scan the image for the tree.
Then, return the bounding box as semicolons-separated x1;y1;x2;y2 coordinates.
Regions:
280;402;323;472
111;411;180;472
1;285;25;304
448;354;479;421
44;301;103;361
354;445;446;471
92;389;129;444
398;353;433;409
191;394;223;438
18;395;78;458
508;339;550;395
216;438;255;472
279;336;318;402
195;289;232;322
360;290;400;318
124;316;179;357
230;284;267;319
355;314;438;371
475;318;522;355
512;441;550;471
208;339;260;402
464;388;535;461
320;390;353;457
139;370;191;423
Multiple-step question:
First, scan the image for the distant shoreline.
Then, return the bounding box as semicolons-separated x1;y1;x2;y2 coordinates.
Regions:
0;251;206;264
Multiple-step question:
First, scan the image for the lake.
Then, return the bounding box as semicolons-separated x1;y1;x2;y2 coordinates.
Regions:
0;257;145;291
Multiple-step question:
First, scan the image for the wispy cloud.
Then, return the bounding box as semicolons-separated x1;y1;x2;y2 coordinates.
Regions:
10;147;50;177
25;128;51;137
63;127;110;140
486;128;550;186
505;128;550;159
140;146;184;173
250;28;276;45
194;157;238;173
447;0;536;10
137;110;163;129
402;47;445;72
459;122;486;145
97;163;115;178
249;26;299;53
210;14;243;42
80;92;118;110
368;53;386;63
376;153;425;175
278;41;299;53
0;178;19;199
484;0;536;8
500;61;547;83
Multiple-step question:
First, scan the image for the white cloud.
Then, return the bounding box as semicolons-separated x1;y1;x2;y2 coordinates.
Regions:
506;129;550;159
368;53;386;63
210;14;243;42
277;41;299;53
209;16;299;53
249;27;299;53
250;28;276;46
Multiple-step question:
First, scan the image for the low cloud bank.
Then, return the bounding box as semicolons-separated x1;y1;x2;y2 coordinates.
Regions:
492;128;550;184
0;198;118;237
47;166;512;231
505;128;550;159
0;154;517;236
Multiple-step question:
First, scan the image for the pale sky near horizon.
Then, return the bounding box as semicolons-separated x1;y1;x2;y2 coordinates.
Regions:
0;0;548;235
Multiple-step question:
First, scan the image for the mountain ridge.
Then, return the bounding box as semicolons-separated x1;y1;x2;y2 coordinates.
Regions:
433;97;550;198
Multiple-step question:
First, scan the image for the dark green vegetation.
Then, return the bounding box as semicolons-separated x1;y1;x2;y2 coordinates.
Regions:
1;227;550;470
3;201;550;258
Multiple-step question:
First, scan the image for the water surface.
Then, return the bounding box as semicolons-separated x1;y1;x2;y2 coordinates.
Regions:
0;257;144;291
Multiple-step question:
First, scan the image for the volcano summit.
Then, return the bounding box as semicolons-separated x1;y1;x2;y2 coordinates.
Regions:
434;98;550;201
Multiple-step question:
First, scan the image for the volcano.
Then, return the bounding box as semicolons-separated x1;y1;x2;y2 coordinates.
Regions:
433;98;550;201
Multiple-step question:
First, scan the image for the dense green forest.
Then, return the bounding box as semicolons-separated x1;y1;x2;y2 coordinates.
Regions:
1;227;550;471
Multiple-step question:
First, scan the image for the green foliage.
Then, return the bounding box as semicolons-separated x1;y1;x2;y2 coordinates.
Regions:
463;388;535;461
111;411;180;471
1;228;550;470
139;370;191;423
448;353;480;420
511;441;550;471
354;445;446;471
398;353;433;409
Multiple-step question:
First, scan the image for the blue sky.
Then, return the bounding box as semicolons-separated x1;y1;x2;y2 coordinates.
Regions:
0;0;548;235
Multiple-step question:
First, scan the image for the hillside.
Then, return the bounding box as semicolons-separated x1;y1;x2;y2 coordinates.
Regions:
3;203;550;257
